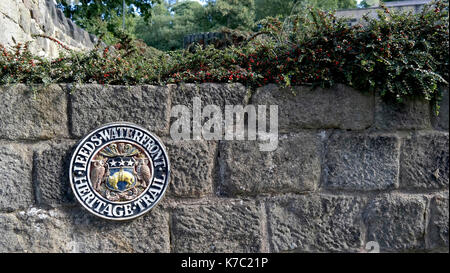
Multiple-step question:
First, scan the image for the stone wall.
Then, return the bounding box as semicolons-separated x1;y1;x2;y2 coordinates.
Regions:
0;83;448;253
0;0;96;58
335;1;429;26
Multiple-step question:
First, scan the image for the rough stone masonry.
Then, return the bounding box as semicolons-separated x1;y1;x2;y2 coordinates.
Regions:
0;83;448;253
0;0;96;58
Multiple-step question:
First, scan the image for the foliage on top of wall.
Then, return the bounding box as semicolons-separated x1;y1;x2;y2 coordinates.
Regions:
0;1;448;107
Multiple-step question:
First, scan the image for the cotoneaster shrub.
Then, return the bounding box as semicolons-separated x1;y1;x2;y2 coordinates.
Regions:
1;1;448;107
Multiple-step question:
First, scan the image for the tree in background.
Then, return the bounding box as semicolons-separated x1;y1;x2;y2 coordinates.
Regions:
56;0;161;44
135;0;256;50
255;0;357;21
205;0;256;31
135;0;207;50
57;0;359;50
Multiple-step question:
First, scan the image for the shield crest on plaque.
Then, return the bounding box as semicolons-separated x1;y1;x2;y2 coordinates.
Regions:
105;156;137;192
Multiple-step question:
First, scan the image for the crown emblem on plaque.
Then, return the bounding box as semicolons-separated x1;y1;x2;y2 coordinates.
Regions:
99;143;140;157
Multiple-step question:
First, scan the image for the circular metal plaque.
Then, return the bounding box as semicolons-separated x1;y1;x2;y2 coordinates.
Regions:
69;122;170;220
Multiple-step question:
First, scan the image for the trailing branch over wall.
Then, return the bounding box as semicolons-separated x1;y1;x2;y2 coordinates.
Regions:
0;1;449;109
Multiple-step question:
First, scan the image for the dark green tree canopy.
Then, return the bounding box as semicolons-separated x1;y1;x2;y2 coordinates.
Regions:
57;0;162;22
57;0;360;49
56;0;161;44
205;0;256;30
255;0;357;21
135;0;207;50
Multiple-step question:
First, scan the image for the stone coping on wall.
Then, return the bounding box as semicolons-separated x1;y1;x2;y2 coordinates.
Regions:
0;83;448;253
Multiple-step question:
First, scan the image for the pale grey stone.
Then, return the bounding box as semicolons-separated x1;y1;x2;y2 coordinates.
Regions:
324;132;400;191
69;84;171;137
0;0;19;23
363;194;426;251
30;21;41;36
400;131;449;190
18;4;31;33
165;139;216;197
220;132;321;196
374;95;432;130
0;0;93;59
22;0;35;10
428;193;449;250
81;29;93;47
0;84;69;140
30;5;42;25
252;84;374;131
33;140;77;206
42;12;54;34
0;143;34;212
55;5;68;32
266;194;365;252
0;13;28;56
67;19;76;38
171;200;263;252
0;213;24;252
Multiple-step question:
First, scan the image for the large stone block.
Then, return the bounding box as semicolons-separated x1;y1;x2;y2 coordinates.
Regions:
0;205;170;253
22;0;36;11
0;0;19;23
66;205;170;253
432;88;449;131
165;139;216;197
251;84;374;131
171;83;249;109
374;96;432;130
171;200;263;252
42;12;54;35
219;132;321;196
170;83;250;138
363;194;427;251
0;84;68;140
0;13;26;49
266;194;365;252
0;143;34;212
18;4;31;33
69;84;171;138
0;207;74;252
400;131;449;190
0;213;25;252
427;193;449;250
33;140;77;206
324;132;400;191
